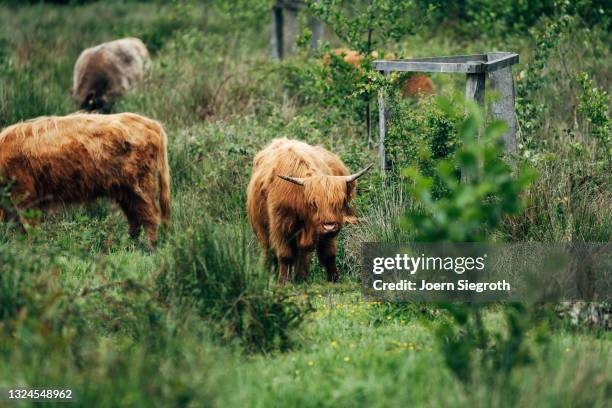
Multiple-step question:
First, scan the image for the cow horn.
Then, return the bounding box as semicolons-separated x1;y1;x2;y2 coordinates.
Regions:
345;163;374;183
277;175;305;186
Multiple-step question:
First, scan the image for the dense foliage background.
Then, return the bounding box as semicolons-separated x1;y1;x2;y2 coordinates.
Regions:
0;0;610;406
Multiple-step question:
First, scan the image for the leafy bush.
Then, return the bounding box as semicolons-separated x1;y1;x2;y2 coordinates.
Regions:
577;72;611;161
402;99;536;242
416;0;610;35
307;0;423;55
515;14;571;152
386;93;462;195
157;220;311;352
401;99;542;390
278;51;368;126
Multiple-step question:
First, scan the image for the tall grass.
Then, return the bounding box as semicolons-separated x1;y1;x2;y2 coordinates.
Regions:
158;219;310;352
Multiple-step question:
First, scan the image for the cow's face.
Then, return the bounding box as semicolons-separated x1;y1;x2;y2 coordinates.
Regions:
278;164;373;236
305;176;352;235
81;91;109;112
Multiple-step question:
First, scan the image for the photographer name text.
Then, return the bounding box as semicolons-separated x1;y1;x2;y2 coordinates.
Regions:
372;279;511;292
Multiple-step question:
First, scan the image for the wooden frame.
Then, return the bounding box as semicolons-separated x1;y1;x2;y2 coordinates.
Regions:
271;0;323;60
373;52;519;174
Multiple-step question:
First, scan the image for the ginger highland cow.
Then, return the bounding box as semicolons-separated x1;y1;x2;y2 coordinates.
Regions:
247;138;372;284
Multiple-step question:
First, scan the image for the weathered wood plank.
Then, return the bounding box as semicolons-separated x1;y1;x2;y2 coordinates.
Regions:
309;17;323;50
465;73;486;109
463;72;486;182
399;54;487;63
373;60;483;73
373;52;519;74
486;51;512;60
488;65;518;155
271;3;283;60
484;53;519;72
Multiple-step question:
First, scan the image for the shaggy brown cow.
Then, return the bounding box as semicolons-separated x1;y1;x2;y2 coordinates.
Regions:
322;48;395;67
0;113;170;246
322;49;434;98
401;73;435;98
73;38;150;112
247;138;372;284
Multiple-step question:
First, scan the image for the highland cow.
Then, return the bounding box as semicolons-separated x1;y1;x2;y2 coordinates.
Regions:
247;138;372;284
322;49;434;98
73;38;150;112
0;113;170;246
401;73;435;98
322;48;395;68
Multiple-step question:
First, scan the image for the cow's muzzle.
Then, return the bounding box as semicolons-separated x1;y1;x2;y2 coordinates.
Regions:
322;223;339;233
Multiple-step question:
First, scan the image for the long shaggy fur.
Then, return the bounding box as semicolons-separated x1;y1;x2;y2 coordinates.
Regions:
73;37;150;111
246;138;359;284
0;112;171;246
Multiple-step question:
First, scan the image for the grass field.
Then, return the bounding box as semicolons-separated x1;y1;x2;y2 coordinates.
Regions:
0;1;610;407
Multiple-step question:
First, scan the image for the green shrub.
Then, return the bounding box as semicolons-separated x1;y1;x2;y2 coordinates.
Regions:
278;51;369;127
577;72;611;161
308;0;422;55
416;0;610;36
401;99;542;390
515;14;571;152
386;94;462;196
402;99;536;242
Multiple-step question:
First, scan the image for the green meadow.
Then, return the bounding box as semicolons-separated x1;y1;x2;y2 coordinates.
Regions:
0;1;610;407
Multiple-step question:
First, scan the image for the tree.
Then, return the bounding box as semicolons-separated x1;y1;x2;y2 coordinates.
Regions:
307;0;430;145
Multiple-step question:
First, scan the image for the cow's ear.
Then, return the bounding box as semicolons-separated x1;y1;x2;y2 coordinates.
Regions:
343;215;358;225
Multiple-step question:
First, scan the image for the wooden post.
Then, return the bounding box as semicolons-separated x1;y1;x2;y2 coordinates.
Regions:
488;65;518;156
463;72;485;181
309;17;323;50
465;72;486;115
378;71;388;175
271;1;283;60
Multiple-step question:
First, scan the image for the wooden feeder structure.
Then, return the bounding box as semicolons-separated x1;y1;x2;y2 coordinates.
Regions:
373;52;519;173
271;0;323;59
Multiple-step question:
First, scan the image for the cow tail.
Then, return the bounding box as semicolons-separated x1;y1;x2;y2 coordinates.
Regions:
158;126;171;229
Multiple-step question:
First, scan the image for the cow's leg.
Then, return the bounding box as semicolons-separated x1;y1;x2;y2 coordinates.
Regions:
276;251;295;285
269;211;297;284
14;199;42;233
294;249;312;283
317;238;339;282
279;260;290;286
138;196;160;249
9;183;41;232
264;249;278;274
118;199;142;240
118;188;160;248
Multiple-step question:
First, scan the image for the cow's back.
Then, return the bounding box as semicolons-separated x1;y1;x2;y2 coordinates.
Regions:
252;138;348;181
73;38;150;104
0;113;164;205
